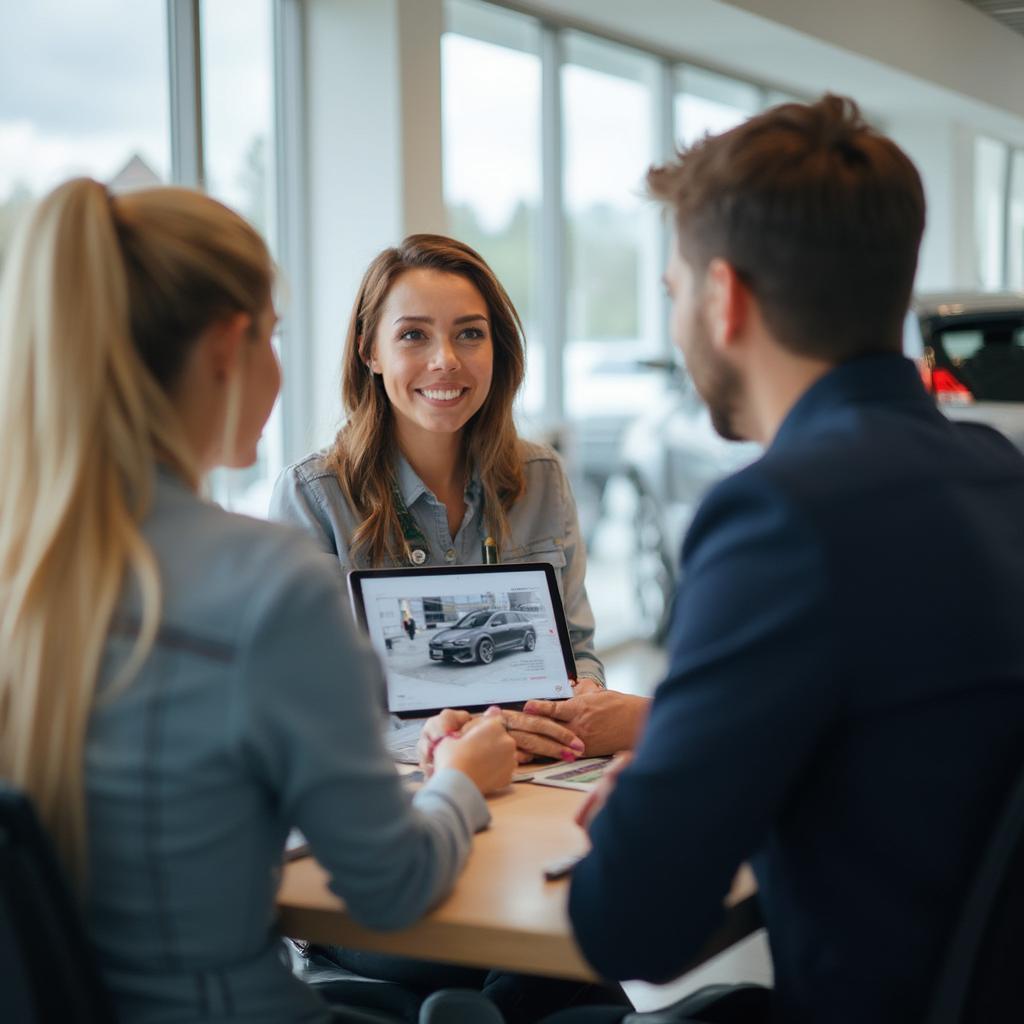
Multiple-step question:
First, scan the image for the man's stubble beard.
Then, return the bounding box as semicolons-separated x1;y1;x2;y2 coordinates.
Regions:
686;306;745;442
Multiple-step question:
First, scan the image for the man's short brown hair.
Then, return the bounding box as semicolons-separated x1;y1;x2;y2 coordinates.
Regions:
648;94;925;361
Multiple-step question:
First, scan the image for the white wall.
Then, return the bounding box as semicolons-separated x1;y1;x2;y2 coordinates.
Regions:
888;117;983;293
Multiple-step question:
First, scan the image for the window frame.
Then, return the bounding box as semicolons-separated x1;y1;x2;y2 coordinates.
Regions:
165;0;309;507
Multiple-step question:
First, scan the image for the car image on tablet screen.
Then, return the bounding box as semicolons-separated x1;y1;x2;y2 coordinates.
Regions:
429;610;537;665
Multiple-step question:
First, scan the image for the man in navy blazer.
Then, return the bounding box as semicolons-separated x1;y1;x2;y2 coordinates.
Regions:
560;96;1024;1023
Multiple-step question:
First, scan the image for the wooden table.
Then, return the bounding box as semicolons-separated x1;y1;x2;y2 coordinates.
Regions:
277;778;760;982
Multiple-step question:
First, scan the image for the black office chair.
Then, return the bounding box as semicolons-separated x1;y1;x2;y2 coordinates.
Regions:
0;783;117;1023
0;784;408;1024
292;951;422;1024
927;757;1024;1024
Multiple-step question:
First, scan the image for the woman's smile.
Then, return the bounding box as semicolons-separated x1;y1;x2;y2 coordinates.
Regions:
416;384;470;405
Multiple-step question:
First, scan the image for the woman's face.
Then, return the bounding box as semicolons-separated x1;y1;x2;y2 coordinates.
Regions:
368;268;494;445
226;298;281;468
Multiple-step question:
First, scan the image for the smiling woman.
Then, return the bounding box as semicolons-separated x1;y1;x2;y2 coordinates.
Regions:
269;233;605;691
268;230;609;1013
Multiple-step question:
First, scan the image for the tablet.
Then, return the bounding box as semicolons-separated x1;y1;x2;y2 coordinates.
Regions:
348;563;577;717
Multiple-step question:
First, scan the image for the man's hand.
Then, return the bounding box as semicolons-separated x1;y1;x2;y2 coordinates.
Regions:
522;690;650;757
575;752;633;831
572;677;604;695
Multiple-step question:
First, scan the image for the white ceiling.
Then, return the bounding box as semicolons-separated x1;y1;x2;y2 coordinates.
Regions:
513;0;1024;145
963;0;1024;40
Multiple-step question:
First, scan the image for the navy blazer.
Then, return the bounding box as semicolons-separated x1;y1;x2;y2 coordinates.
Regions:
569;354;1024;1023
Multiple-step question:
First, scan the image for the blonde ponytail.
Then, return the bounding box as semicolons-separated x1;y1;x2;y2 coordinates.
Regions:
0;179;271;886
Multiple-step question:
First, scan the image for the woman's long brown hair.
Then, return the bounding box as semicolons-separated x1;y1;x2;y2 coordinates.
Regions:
326;234;526;566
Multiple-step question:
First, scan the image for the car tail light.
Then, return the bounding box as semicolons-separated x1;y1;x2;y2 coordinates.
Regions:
930;367;974;404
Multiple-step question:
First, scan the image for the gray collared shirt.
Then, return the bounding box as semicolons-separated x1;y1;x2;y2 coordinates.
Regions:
269;440;604;685
85;468;490;1023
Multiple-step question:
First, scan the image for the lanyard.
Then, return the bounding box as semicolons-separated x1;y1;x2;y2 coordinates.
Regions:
391;484;499;567
392;484;431;566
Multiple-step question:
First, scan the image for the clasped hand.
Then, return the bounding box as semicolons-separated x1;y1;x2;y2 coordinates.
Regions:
419;689;650;774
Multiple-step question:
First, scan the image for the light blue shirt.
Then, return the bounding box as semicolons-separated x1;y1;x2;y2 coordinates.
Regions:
269;440;604;685
84;468;490;1023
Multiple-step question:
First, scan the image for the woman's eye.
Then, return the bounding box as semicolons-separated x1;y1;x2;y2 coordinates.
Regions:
458;327;486;341
399;329;426;342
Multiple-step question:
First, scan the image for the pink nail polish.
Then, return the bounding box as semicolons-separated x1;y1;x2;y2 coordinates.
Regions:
570;739;585;752
560;750;577;762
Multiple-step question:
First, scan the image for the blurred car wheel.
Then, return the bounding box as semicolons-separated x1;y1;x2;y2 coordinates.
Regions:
622;467;676;644
476;638;495;665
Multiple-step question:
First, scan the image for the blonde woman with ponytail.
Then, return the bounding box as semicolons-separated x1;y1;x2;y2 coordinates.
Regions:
0;179;514;1024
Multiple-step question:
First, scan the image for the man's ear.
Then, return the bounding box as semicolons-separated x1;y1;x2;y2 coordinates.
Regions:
206;312;250;382
704;258;751;353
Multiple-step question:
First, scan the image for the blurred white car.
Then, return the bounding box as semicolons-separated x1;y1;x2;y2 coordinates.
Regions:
906;292;1024;449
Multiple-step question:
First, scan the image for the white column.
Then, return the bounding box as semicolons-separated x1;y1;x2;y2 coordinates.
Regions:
398;0;446;235
302;0;445;451
889;116;978;292
539;25;565;428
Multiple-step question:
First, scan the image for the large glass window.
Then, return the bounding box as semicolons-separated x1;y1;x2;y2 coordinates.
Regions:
0;0;170;266
201;0;281;515
442;3;543;416
561;34;667;644
201;0;276;240
561;34;666;465
1008;149;1024;291
563;35;653;358
675;66;760;146
974;136;1009;291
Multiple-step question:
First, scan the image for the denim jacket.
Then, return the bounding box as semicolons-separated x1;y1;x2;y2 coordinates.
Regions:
85;469;489;1023
269;440;604;685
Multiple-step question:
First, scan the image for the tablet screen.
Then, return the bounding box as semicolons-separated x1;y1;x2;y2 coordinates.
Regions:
350;566;574;714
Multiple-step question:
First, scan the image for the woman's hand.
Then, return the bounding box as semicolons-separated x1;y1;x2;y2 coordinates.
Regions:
523;691;650;757
420;705;585;768
434;707;517;794
499;709;586;764
417;708;472;778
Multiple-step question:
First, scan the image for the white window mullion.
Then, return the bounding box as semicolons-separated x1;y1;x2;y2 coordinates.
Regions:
539;24;565;429
647;58;675;358
167;0;204;189
273;0;312;465
1002;143;1014;291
